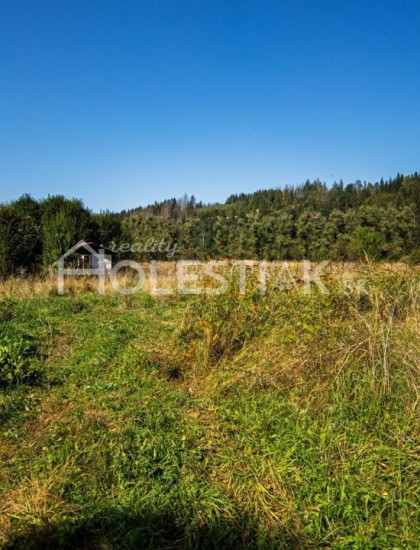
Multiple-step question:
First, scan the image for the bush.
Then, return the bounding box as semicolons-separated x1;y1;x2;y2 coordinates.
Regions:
0;334;41;388
409;247;420;264
179;277;276;367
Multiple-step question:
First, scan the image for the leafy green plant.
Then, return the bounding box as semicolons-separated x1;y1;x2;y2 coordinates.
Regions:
0;334;41;387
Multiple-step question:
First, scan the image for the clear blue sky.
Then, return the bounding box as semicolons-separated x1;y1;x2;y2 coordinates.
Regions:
1;0;419;212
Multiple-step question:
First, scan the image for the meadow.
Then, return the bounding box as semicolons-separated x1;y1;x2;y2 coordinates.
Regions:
0;263;419;548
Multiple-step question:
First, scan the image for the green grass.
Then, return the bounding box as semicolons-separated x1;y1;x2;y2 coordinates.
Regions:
0;268;419;548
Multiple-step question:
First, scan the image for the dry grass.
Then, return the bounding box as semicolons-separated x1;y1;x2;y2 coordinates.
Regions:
0;475;80;546
0;261;417;299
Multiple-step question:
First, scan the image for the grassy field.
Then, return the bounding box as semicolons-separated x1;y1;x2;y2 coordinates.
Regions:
0;263;419;548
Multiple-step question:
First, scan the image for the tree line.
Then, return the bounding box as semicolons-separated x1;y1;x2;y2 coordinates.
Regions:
0;173;419;276
0;195;124;277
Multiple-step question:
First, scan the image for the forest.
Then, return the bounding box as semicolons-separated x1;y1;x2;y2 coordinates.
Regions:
1;172;419;276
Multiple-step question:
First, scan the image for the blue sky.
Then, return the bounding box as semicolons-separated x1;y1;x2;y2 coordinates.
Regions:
1;0;419;212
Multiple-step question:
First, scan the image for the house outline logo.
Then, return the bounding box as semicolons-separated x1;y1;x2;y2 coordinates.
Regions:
54;240;112;295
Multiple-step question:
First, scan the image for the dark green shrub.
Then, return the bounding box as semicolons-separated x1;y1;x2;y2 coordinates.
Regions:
409;247;420;265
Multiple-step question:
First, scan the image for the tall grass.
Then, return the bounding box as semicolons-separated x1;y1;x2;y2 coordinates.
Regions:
0;263;419;548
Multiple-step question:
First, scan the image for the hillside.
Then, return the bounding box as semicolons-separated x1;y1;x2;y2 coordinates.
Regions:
121;173;420;262
0;173;420;278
